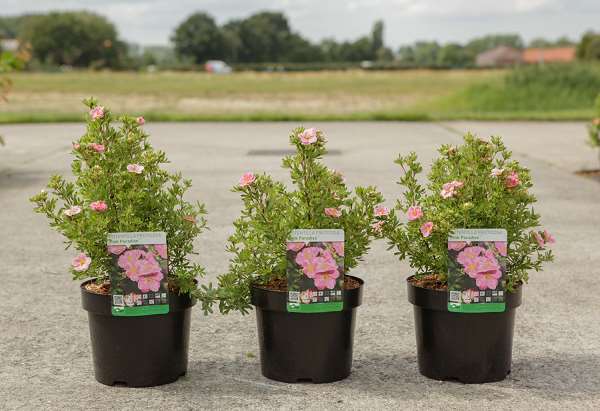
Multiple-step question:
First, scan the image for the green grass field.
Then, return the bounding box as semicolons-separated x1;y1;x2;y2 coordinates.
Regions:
0;67;596;123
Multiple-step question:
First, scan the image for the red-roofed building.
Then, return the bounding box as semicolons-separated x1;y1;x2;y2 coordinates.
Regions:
521;47;576;64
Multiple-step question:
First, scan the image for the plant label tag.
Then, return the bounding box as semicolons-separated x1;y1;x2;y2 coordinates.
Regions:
447;229;507;313
107;232;170;316
286;229;344;313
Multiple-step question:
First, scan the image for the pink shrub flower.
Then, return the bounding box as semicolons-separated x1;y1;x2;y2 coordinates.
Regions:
127;163;144;174
72;143;80;150
371;220;384;234
490;168;504;177
420;221;434;237
239;172;256;187
448;241;467;251
89;200;108;212
118;249;145;270
136;116;145;125
324;207;342;218
108;245;127;255
332;242;344;257
533;231;545;248
153;244;168;259
313;269;340;290
407;205;423;221
137;271;164;293
457;246;485;266
89;106;104;120
440;180;463;199
505;171;521;188
299;128;318;145
89;143;105;153
63;205;82;217
374;205;390;217
475;269;502;290
543;230;555;244
287;242;305;252
495;241;507;256
72;253;91;272
295;247;322;268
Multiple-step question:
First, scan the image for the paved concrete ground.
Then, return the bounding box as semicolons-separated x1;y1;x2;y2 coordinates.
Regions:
1;122;599;410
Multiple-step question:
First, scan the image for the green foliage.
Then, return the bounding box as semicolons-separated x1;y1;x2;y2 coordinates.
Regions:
384;134;553;291
587;95;600;163
577;31;600;60
444;63;600;113
172;12;225;63
20;11;126;68
216;127;385;314
29;99;207;296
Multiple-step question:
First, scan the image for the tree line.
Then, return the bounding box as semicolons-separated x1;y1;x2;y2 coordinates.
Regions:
0;10;598;70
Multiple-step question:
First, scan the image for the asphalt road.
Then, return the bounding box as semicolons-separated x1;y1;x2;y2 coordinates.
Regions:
1;121;599;410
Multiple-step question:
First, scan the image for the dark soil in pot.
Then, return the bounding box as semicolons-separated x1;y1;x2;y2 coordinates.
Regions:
407;275;522;384
81;280;195;387
251;275;363;383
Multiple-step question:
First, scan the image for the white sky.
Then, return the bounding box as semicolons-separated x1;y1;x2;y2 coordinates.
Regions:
2;0;598;47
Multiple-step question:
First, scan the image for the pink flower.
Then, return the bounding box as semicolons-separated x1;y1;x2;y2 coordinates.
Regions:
124;253;161;281
371;220;384;234
72;143;80;150
300;289;315;304
495;241;507;256
295;247;322;268
287;242;306;252
108;245;127;255
475;270;502;290
313;269;340;290
457;246;485;266
407;205;423;221
299;128;318;145
136;271;164;293
89;143;105;153
420;221;434;237
63;205;82;217
324;207;342;218
136;116;145;125
89;200;108;212
440;181;463;199
543;230;555;244
490;168;504;177
374;205;390;217
332;242;344;257
118;249;145;270
239;172;256;187
127;163;144;174
533;232;545;248
89;106;104;120
71;253;91;272
153;244;168;259
505;171;520;188
448;241;467;251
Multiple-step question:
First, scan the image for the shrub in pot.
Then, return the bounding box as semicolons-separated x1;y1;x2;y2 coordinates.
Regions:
383;134;554;383
216;127;386;383
30;99;208;387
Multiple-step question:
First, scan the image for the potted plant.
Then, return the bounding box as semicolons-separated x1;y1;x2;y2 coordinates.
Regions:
383;134;554;383
216;127;386;383
30;99;208;387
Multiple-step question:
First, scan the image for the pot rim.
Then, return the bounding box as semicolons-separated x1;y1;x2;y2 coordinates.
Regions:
251;274;364;312
80;279;196;315
406;275;522;312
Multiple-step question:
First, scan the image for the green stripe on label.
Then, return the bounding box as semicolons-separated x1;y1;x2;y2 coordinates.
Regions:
112;304;170;316
287;301;343;313
448;302;506;313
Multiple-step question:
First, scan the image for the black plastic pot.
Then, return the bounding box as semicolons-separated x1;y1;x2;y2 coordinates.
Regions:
80;280;195;387
251;275;363;383
407;276;522;383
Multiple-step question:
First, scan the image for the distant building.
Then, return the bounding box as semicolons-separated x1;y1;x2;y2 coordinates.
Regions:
475;46;522;67
521;47;576;64
0;38;19;52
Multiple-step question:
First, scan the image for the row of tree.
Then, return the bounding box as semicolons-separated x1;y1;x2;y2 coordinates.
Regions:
0;10;597;69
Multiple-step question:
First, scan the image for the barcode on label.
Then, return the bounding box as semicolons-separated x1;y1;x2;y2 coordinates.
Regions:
112;295;124;306
449;291;461;303
288;291;300;303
